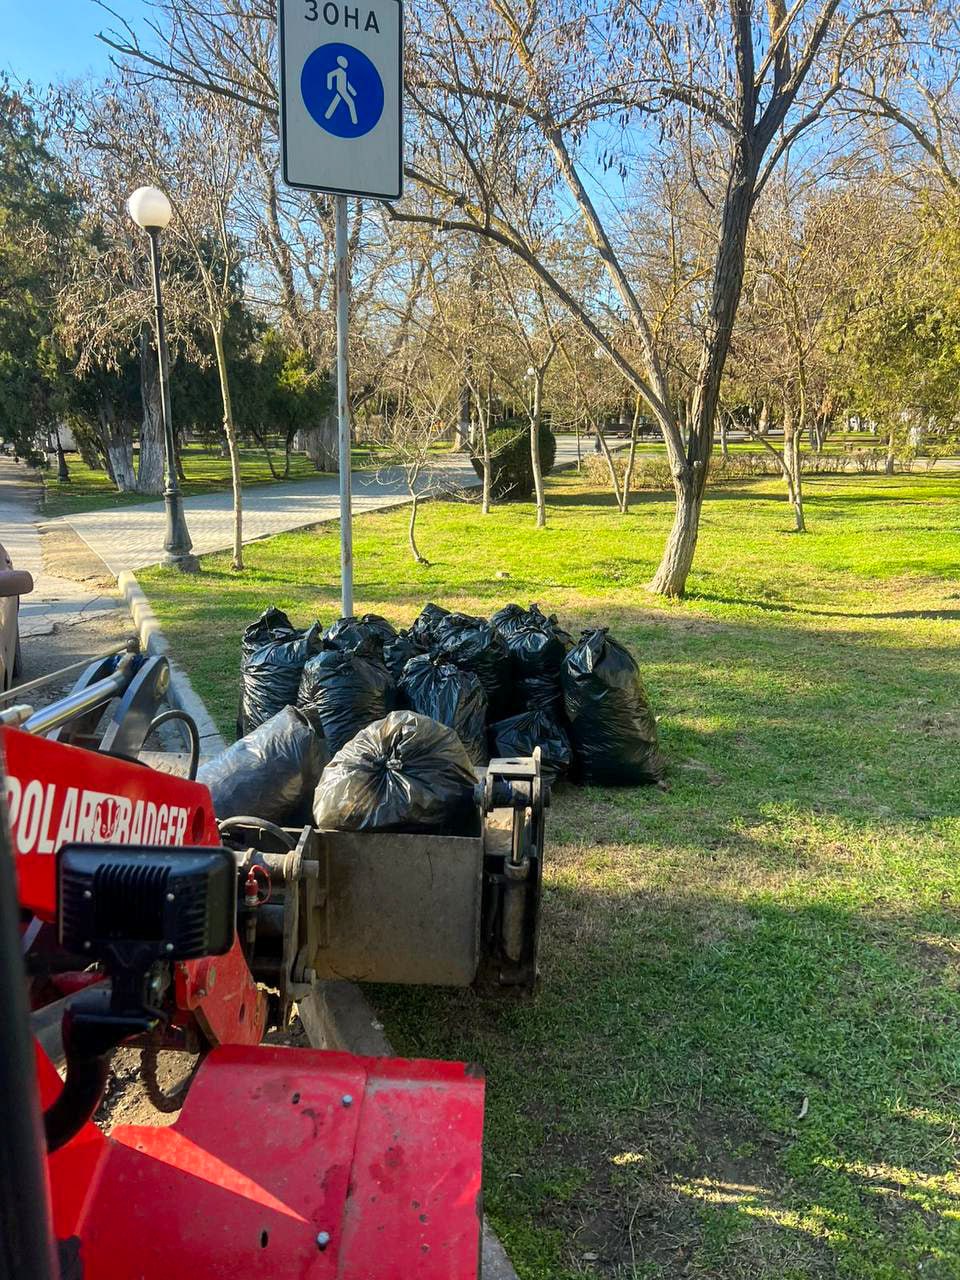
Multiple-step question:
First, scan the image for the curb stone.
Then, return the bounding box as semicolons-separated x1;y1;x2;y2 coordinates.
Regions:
117;569;226;759
118;572;519;1280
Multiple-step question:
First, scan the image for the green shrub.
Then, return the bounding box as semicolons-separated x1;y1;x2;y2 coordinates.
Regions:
471;418;557;499
583;453;674;490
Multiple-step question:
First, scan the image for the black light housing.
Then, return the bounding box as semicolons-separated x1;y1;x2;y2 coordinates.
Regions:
58;844;236;969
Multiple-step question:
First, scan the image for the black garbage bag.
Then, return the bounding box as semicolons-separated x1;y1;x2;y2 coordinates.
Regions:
324;613;397;653
240;606;300;660
505;623;571;679
199;706;328;825
515;673;565;715
489;603;528;638
491;602;571;641
562;629;664;785
399;653;488;765
312;710;477;834
488;709;573;788
434;613;511;717
383;629;427;682
297;644;396;754
410;602;450;647
239;621;323;735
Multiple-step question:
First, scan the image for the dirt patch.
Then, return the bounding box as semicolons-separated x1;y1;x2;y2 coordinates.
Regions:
37;521;114;589
95;1014;311;1133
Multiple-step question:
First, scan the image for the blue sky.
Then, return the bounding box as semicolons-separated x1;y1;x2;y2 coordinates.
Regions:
1;0;149;87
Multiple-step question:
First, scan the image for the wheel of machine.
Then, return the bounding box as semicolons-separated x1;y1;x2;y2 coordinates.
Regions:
141;1044;205;1114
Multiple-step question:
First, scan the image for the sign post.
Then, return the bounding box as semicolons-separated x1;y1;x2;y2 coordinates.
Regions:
278;0;403;615
333;194;353;615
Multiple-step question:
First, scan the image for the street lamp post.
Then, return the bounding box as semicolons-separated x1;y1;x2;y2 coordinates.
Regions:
127;186;198;572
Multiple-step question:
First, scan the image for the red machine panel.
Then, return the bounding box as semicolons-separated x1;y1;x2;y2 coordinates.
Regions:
77;1045;485;1278
2;725;221;918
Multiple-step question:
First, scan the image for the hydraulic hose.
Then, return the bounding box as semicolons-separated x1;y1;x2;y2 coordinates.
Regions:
145;708;201;780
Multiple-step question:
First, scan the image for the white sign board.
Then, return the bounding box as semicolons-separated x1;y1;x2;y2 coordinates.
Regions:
279;0;403;199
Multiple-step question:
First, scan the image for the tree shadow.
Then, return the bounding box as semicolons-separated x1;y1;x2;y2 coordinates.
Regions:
370;599;960;1275
686;590;960;621
376;886;960;1279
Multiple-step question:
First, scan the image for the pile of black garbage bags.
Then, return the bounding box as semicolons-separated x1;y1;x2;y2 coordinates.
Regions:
199;602;663;835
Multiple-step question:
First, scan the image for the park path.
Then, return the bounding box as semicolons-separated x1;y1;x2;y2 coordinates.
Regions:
44;436;594;576
0;457;120;640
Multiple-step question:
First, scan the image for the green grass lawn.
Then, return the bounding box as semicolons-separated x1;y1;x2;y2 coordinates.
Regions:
139;470;960;1280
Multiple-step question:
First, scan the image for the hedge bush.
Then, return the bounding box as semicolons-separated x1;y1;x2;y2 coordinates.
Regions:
583;446;915;492
471;419;557;499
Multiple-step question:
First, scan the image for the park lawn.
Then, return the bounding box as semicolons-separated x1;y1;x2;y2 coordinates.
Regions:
139;470;960;1280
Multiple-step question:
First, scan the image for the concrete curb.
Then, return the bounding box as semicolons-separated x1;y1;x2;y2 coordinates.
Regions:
299;983;519;1280
117;569;226;759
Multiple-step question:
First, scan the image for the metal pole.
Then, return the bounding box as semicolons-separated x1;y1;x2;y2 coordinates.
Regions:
334;194;354;618
0;808;58;1280
147;228;197;572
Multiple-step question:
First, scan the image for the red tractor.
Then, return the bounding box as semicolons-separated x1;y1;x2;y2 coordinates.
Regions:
1;725;485;1277
1;644;545;1278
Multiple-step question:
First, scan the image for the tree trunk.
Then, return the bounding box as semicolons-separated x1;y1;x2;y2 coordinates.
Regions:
304;380;339;471
251;427;282;479
95;391;135;492
456;383;471;450
137;334;165;495
480;389;492;515
648;464;707;597
407;491;427;563
619;394;642;514
885;430;896;474
649;139;760;597
212;322;244;571
104;438;136;491
530;376;546;528
595;420;624;507
782;403;806;532
719;412;730;458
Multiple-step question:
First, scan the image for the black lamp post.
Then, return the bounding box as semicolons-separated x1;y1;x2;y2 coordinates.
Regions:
127;186;198;572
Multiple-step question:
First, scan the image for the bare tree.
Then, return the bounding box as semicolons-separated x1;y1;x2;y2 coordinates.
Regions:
167;97;248;569
394;0;943;594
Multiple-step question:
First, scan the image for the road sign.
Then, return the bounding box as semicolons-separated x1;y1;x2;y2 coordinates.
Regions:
279;0;403;199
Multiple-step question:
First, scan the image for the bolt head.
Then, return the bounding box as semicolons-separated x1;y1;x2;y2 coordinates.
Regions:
165;942;174;953
166;892;175;902
316;1231;330;1250
83;889;93;900
83;940;92;950
341;1094;353;1107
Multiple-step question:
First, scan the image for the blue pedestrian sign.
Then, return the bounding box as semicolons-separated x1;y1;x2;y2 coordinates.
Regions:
301;42;384;139
279;0;403;199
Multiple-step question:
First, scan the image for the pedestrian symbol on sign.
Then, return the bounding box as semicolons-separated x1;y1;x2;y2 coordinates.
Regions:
325;55;358;125
301;42;384;139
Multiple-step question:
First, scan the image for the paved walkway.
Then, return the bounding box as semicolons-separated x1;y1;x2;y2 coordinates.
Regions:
46;437;595;575
0;459;119;639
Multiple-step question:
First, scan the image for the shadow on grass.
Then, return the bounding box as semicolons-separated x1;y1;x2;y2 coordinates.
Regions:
376;886;960;1280
686;589;960;621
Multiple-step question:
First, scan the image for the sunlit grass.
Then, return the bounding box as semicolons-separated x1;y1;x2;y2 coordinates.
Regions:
140;469;960;1279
